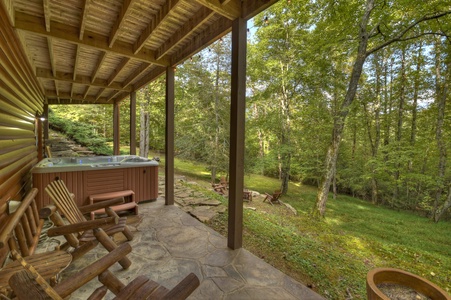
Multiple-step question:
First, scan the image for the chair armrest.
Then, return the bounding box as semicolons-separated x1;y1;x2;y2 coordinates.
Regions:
162;273;200;300
54;243;132;298
47;217;118;236
78;197;125;214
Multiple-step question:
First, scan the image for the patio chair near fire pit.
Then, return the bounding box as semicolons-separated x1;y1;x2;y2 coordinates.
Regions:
44;180;133;269
8;243;200;300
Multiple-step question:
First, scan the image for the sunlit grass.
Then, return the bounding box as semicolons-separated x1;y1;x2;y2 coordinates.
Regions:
138;150;450;298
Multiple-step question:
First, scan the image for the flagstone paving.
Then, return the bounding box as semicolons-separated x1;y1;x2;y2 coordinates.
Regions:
48;198;324;300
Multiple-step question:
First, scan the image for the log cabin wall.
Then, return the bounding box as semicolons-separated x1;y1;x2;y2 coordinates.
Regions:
0;1;45;263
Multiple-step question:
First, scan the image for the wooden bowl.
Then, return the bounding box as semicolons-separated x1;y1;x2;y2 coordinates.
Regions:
366;268;451;300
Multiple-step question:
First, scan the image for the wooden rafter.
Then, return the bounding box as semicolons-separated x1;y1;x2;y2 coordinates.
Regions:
35;67;132;92
91;51;107;83
14;12;170;67
1;0;15;26
79;0;91;40
43;0;51;32
47;37;56;77
73;44;81;81
83;86;90;99
95;88;105;101
194;0;240;20
133;0;181;55
156;6;214;60
107;57;130;86
123;62;151;88
109;0;137;48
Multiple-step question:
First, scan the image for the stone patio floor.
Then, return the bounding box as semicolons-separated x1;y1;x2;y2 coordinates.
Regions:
37;197;324;299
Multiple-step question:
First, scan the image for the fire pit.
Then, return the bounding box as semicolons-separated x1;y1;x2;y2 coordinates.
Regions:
366;268;450;300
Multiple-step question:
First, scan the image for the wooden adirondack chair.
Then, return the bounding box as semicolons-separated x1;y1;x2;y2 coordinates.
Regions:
9;244;200;300
263;190;282;205
44;180;133;269
212;176;228;195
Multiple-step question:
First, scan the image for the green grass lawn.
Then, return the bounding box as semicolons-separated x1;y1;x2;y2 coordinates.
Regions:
132;150;451;298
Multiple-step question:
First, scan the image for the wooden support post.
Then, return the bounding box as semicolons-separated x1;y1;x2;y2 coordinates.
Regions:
165;66;175;205
130;91;137;155
98;270;126;295
36;116;43;161
43;104;49;142
228;17;247;250
113;100;120;155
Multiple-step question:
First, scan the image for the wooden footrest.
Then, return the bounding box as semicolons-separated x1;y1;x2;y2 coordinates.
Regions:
89;190;138;220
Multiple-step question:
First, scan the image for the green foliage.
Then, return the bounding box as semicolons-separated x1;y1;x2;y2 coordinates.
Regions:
49;108;113;155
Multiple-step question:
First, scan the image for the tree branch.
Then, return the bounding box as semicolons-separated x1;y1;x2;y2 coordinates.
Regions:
366;10;451;56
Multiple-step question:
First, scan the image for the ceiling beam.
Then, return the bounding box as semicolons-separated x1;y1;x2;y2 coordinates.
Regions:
194;0;240;20
14;12;170;67
242;0;280;20
107;57;130;86
122;62;151;88
156;6;214;60
35;67;132;92
45;90;110;104
91;51;107;83
73;44;81;81
133;0;181;54
43;0;51;32
109;0;137;48
47;37;56;77
171;15;232;66
79;0;91;40
131;66;166;92
1;0;15;26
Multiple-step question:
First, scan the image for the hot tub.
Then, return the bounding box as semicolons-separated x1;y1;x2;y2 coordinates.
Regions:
32;155;159;209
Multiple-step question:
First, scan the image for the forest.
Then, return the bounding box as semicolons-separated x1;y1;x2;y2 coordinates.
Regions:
50;0;451;222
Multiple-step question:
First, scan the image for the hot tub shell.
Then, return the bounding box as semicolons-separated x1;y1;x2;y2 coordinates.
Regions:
32;155;159;209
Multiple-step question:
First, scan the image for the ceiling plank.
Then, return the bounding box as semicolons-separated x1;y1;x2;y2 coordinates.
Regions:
79;0;91;40
109;0;137;48
45;90;110;104
194;0;240;20
82;86;90;99
133;0;182;55
43;0;51;32
14;12;170;67
156;6;214;60
107;57;130;86
36;67;132;92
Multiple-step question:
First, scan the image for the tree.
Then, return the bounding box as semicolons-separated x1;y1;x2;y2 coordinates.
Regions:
313;0;451;217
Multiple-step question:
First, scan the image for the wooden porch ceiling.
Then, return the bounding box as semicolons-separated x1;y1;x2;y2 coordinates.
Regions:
2;0;278;105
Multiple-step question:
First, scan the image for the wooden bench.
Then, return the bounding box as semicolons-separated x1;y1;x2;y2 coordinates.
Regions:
0;188;72;297
88;190;138;220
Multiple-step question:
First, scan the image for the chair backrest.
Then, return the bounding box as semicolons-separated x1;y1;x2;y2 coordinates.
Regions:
45;180;87;225
273;190;282;200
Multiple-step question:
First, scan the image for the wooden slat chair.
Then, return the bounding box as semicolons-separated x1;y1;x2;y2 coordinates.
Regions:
44;180;133;269
263;190;282;205
0;188;72;297
9;243;200;300
212;176;228;195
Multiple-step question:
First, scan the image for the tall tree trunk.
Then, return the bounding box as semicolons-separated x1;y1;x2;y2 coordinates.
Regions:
312;0;375;218
211;47;221;184
280;61;291;194
433;39;447;221
139;87;151;158
409;42;422;207
393;47;407;206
